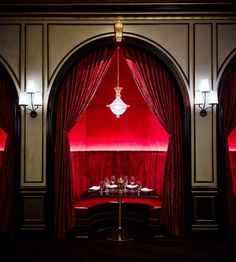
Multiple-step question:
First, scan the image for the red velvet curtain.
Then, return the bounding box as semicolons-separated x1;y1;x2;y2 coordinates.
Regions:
219;63;236;237
0;64;17;233
0;151;3;171
54;47;114;238
229;152;236;197
71;151;167;202
124;47;185;236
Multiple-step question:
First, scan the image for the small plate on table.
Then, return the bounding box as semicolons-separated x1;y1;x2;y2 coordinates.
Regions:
89;186;100;191
108;184;118;189
140;187;153;193
126;184;138;190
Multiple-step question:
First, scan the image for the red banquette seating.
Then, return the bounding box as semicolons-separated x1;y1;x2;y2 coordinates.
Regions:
74;197;162;237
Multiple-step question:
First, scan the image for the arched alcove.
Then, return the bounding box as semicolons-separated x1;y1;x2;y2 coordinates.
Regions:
47;35;191;238
0;62;20;234
218;53;236;238
228;129;236;197
0;128;7;170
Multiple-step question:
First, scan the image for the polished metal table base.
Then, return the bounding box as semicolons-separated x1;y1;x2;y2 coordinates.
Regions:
107;228;133;241
107;191;133;241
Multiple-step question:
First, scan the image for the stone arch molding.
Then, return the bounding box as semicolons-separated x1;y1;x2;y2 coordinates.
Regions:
47;32;190;106
217;48;236;91
0;55;20;95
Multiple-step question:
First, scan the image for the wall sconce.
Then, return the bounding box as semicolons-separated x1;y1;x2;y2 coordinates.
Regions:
19;80;42;118
195;79;218;117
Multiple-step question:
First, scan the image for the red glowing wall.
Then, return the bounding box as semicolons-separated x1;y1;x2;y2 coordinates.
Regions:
0;128;7;151
0;128;7;169
69;50;169;151
228;127;236;151
228;128;236;196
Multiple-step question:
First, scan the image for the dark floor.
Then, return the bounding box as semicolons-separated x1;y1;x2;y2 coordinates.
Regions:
2;232;236;262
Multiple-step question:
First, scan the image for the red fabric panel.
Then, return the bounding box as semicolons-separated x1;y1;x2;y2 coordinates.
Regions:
53;47;114;238
0;64;17;233
0;128;7;151
0;129;7;170
219;62;236;237
71;151;166;202
124;46;185;236
0;151;3;171
228;127;236;151
229;152;236;197
69;50;169;151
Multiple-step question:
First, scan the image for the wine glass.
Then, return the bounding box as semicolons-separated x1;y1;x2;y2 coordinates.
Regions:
136;180;142;191
99;180;105;195
110;175;116;185
99;180;105;191
104;177;110;189
124;176;128;188
129;176;135;186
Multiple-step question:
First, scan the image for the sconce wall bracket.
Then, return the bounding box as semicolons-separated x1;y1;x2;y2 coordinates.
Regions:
194;79;218;117
19;80;42;118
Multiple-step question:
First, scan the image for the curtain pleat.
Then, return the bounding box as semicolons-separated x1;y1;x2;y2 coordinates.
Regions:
54;47;114;238
0;151;3;170
219;63;236;237
123;47;185;236
0;65;17;234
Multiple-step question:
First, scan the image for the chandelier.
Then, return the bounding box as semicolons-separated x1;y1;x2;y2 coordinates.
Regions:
106;46;130;118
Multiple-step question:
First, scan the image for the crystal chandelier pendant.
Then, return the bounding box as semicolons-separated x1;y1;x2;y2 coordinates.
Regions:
106;46;130;118
107;86;129;118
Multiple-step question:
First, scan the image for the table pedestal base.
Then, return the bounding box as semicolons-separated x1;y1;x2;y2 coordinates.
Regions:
107;227;132;242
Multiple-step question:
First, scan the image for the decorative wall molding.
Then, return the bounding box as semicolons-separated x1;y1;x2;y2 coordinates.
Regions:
191;188;219;232
19;187;46;232
0;3;236;19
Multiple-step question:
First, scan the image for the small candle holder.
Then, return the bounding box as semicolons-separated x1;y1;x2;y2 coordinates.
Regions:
117;177;124;194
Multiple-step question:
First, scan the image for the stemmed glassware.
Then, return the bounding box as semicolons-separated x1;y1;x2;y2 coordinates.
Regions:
124;176;128;188
104;177;110;190
110;175;116;185
99;180;105;194
129;176;135;186
136;180;142;191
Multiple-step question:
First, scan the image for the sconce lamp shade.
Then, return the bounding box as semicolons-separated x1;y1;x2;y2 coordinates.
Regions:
208;90;218;105
26;79;36;93
195;91;204;105
199;78;210;92
195;79;218;117
33;92;43;106
19;80;42;118
19;92;29;106
107;96;129;118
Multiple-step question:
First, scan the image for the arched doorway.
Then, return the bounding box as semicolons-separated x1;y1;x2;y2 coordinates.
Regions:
47;36;191;239
0;62;20;235
218;54;236;238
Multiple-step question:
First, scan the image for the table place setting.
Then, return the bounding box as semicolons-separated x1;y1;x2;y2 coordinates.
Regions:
108;184;118;189
88;176;154;195
140;187;153;193
88;185;100;191
126;184;138;190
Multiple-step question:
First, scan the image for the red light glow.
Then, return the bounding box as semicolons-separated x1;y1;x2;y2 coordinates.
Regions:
228;127;236;151
0;128;7;151
69;51;169;151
